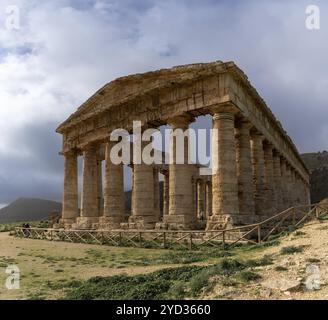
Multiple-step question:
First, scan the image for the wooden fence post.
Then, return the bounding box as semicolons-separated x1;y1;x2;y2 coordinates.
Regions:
292;208;296;226
163;232;166;249
257;225;261;244
189;233;193;250
222;231;226;249
139;232;142;247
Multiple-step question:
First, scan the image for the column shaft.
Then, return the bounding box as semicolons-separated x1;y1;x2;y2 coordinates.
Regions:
205;182;212;219
264;144;276;216
97;159;103;216
163;172;169;217
207;112;239;230
101;141;125;228
235;121;255;223
197;180;205;220
280;158;289;209
251;134;266;219
78;144;99;229
61;151;78;226
153;168;160;219
164;116;197;229
273;151;283;212
130;140;159;229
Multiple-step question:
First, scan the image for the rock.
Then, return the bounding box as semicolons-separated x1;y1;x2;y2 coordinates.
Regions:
261;279;302;292
260;288;272;298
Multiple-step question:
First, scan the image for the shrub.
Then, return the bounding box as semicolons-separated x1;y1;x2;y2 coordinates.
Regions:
280;246;304;255
235;271;261;282
274;266;288;272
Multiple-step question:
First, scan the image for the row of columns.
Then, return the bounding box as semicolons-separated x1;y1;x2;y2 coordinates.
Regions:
60;108;310;230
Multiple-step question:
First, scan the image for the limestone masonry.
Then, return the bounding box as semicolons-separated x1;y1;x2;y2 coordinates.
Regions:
56;61;310;231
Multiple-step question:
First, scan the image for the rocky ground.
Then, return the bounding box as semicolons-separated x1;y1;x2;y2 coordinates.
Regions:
205;219;328;300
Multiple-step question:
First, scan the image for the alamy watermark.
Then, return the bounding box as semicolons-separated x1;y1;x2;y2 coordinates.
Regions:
305;264;320;290
305;5;320;30
108;121;211;175
3;5;20;30
5;264;20;290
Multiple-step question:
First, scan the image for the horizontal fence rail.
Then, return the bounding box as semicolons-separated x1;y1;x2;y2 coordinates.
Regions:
13;204;328;250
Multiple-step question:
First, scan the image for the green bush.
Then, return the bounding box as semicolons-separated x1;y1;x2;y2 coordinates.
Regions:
280;245;304;255
235;271;261;282
274;266;288;272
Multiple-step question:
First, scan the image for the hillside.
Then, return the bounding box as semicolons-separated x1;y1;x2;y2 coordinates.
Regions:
301;151;328;203
0;198;62;223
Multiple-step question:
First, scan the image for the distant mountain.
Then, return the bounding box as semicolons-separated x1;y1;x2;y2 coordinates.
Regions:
301;151;328;203
0;198;62;223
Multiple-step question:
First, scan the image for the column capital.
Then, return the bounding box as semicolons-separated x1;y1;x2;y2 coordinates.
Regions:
273;149;281;157
235;119;253;130
251;132;265;143
81;141;99;152
62;149;78;157
212;112;235;122
210;103;239;116
168;114;194;129
263;141;274;152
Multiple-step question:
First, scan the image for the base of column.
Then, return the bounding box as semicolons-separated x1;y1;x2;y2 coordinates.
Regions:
120;215;159;230
98;216;124;229
206;214;234;230
54;218;76;229
72;217;99;230
162;215;197;230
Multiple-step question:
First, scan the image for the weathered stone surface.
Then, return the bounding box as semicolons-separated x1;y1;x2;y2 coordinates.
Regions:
56;61;311;231
261;279;302;292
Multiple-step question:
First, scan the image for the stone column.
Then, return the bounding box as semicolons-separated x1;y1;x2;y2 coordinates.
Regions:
290;168;296;207
60;151;79;227
207;110;239;230
99;141;124;228
235;120;255;224
305;181;311;205
97;159;103;217
285;164;292;208
77;143;99;229
205;182;212;219
273;151;283;212
164;115;197;229
280;158;289;210
263;143;276;216
197;180;205;221
251;134;266;220
129;140;159;229
163;171;169;217
153;167;160;220
294;173;301;205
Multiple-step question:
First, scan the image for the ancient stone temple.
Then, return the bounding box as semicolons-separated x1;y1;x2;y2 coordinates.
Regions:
56;61;310;231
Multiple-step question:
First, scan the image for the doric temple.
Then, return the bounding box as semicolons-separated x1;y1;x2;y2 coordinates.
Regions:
56;61;310;231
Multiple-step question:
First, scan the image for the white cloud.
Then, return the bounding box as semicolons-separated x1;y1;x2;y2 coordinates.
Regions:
0;0;327;202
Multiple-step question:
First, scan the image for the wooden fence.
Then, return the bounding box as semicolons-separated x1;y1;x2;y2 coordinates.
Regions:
14;203;328;250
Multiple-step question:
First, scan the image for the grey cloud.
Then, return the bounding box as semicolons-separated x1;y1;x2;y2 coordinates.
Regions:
0;0;327;204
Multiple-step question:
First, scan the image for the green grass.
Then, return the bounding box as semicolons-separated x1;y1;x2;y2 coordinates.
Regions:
274;266;288;272
61;257;266;300
280;245;304;255
0;220;50;232
306;258;321;263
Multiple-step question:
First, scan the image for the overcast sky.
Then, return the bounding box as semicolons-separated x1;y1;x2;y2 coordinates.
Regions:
0;0;327;206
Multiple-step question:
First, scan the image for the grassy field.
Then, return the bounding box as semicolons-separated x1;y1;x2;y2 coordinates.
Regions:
1;218;328;300
0;229;273;300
